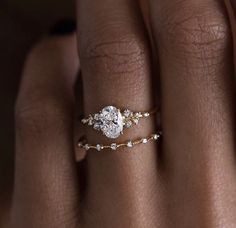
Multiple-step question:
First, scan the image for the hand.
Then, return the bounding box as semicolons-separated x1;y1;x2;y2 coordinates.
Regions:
11;0;236;227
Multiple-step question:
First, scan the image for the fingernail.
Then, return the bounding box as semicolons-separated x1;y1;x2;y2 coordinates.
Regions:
49;19;76;35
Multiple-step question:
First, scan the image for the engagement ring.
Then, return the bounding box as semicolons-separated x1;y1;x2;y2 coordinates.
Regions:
81;106;157;139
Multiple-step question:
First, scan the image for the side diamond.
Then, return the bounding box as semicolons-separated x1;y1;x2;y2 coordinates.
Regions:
133;118;139;125
125;120;132;128
96;144;103;151
111;143;117;150
88;116;93;125
78;142;83;147
85;144;90;151
142;138;148;144
123;109;133;117
81;119;87;124
127;141;133;148
153;134;159;140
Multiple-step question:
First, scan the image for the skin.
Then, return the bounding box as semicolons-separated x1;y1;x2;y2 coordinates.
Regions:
8;0;236;227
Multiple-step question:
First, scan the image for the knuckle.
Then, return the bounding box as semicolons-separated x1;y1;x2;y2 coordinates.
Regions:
16;37;74;133
158;3;229;64
81;35;148;76
15;95;71;132
25;36;73;66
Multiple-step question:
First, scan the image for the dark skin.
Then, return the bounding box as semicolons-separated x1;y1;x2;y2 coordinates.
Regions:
8;0;236;227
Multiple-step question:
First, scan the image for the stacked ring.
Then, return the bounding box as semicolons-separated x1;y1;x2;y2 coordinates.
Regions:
78;105;161;152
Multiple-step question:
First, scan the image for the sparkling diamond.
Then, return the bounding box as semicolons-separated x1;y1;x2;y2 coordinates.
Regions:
94;114;100;120
125;120;132;128
142;138;148;144
93;106;124;139
88;116;93;126
123;109;132;117
93;114;101;129
81;119;87;124
144;112;150;117
93;119;102;130
133;118;139;125
153;134;159;140
78;142;83;147
96;144;103;151
85;144;90;150
134;112;142;118
127;141;133;148
111;143;117;150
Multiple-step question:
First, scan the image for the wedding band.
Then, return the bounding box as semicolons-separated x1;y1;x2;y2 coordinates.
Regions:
78;132;162;151
81;106;157;139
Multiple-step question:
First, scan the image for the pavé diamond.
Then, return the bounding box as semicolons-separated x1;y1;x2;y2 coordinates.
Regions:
93;106;124;139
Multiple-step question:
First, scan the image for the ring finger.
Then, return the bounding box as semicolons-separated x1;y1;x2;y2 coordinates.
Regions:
76;0;163;227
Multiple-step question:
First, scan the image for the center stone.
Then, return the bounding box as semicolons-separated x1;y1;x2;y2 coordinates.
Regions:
94;106;124;139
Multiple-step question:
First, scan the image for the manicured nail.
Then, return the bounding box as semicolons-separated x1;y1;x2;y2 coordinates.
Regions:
49;19;76;35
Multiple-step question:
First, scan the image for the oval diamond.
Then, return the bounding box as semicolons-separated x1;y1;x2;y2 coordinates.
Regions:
94;106;124;139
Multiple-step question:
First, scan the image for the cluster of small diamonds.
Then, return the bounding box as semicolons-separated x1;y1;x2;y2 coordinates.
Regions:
78;132;161;152
81;108;152;129
81;114;94;126
122;109;150;128
82;113;115;130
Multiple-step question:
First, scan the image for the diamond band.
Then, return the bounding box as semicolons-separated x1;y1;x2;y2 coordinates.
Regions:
81;106;157;139
78;132;162;152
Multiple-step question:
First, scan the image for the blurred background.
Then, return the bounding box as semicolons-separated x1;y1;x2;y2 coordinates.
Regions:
0;0;75;225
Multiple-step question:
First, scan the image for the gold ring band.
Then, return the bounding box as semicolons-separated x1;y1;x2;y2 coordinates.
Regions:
78;131;162;152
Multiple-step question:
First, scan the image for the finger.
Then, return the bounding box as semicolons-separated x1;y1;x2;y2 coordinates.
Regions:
12;33;80;227
139;0;151;33
225;0;236;68
77;0;163;226
74;73;87;161
150;0;236;226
